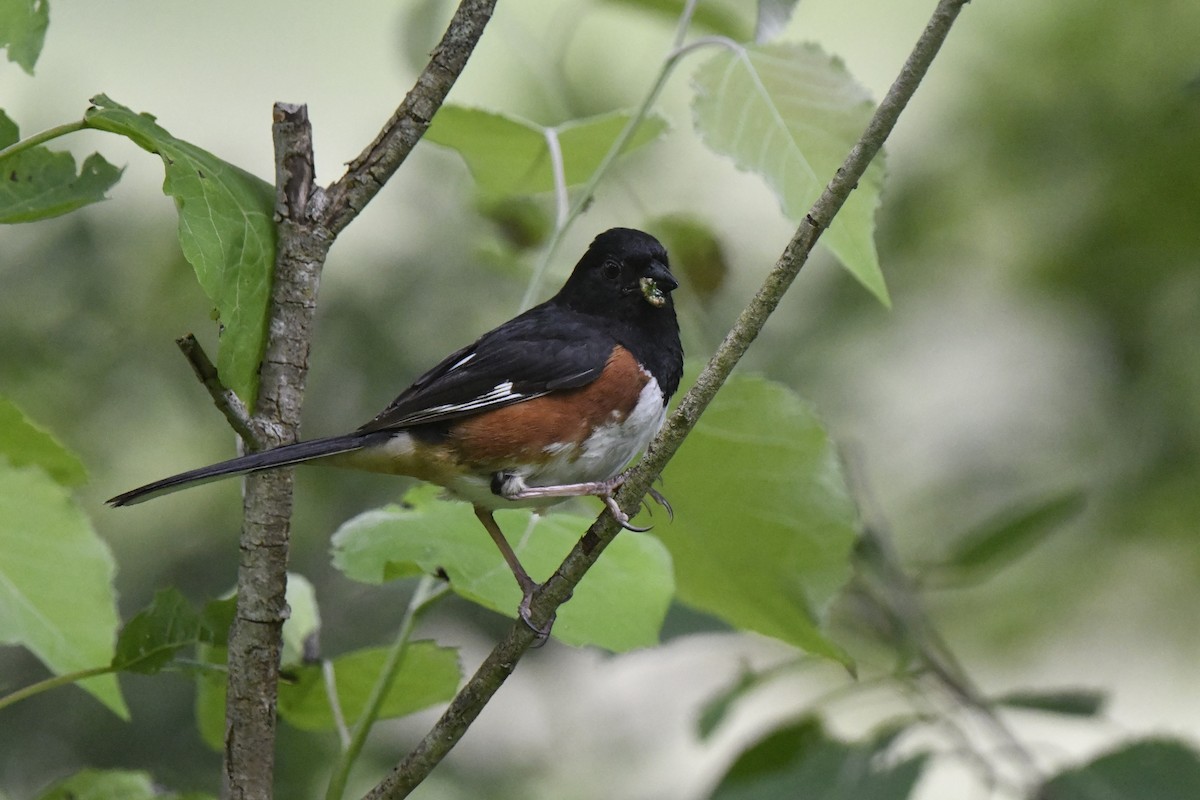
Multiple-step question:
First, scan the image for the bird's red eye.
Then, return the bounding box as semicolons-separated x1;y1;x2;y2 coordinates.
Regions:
602;260;621;280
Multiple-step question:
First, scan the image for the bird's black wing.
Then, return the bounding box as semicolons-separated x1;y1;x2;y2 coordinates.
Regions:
357;305;615;432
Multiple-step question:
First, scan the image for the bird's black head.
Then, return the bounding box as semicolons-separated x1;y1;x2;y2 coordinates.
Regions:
556;228;679;317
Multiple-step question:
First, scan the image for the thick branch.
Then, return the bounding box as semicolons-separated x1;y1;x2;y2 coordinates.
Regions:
221;2;498;796
366;0;973;795
223;103;321;800
320;0;498;237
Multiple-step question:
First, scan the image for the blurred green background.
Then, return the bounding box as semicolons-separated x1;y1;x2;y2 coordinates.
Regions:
2;0;1198;797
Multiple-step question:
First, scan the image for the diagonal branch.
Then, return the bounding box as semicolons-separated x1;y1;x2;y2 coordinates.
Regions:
363;0;973;797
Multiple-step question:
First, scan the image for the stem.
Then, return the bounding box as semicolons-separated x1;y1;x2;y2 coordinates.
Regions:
367;1;973;796
0;120;86;161
325;576;448;800
0;664;114;712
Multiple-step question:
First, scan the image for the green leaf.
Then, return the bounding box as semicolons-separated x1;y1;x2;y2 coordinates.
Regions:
995;688;1106;718
426;105;668;198
112;588;210;674
648;214;729;301
331;486;674;651
193;641;226;751
83;94;275;407
712;717;926;800
697;664;763;741
925;491;1086;586
0;395;87;485
1039;739;1200;800
0;110;123;224
0;459;125;716
281;572;320;668
0;0;49;74
658;369;858;661
278;642;460;732
692;42;889;305
601;0;753;41
34;768;215;800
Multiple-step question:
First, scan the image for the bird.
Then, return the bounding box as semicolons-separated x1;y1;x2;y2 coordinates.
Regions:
109;227;684;634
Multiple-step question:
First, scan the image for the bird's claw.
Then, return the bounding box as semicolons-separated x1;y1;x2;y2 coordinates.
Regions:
604;493;652;532
517;589;554;646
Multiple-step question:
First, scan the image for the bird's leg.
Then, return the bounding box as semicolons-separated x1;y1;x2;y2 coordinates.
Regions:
497;473;651;532
473;506;554;641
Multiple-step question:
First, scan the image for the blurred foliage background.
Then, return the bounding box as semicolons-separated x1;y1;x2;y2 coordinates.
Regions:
1;0;1198;797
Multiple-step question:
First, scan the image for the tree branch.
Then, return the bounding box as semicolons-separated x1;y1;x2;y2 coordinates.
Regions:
223;103;320;800
364;0;973;795
220;2;499;796
176;334;257;446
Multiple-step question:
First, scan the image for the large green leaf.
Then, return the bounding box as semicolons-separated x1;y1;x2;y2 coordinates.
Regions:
658;370;858;661
712;717;926;800
0;394;87;486
425;105;668;198
83;94;275;406
0;0;48;74
277;642;460;732
692;42;888;305
0;459;125;715
331;486;675;651
1039;739;1200;800
0;109;122;224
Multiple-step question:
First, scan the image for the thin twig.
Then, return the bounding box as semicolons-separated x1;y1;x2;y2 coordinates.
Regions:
366;1;974;796
175;334;258;446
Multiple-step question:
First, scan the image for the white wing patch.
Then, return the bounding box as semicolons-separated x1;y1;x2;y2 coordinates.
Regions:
447;352;476;371
402;380;531;424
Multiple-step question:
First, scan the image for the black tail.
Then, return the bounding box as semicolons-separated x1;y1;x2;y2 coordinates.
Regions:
107;433;381;506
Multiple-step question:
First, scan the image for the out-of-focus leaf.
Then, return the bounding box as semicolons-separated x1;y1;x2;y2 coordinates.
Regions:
426;105;668;198
712;717;926;800
0;395;87;486
112;588;210;674
0;0;49;74
658;368;858;662
925;491;1086;586
331;486;674;651
692;42;888;305
697;661;801;740
0;109;122;223
601;0;753;41
83;94;275;407
277;642;460;732
281;572;320;668
994;688;1105;718
755;0;800;44
1039;739;1200;800
34;768;215;800
0;459;125;716
648;214;728;301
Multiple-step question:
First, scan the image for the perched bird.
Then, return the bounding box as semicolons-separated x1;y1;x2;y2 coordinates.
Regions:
110;228;684;632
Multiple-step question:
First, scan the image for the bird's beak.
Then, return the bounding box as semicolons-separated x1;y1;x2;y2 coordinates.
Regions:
640;260;678;307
